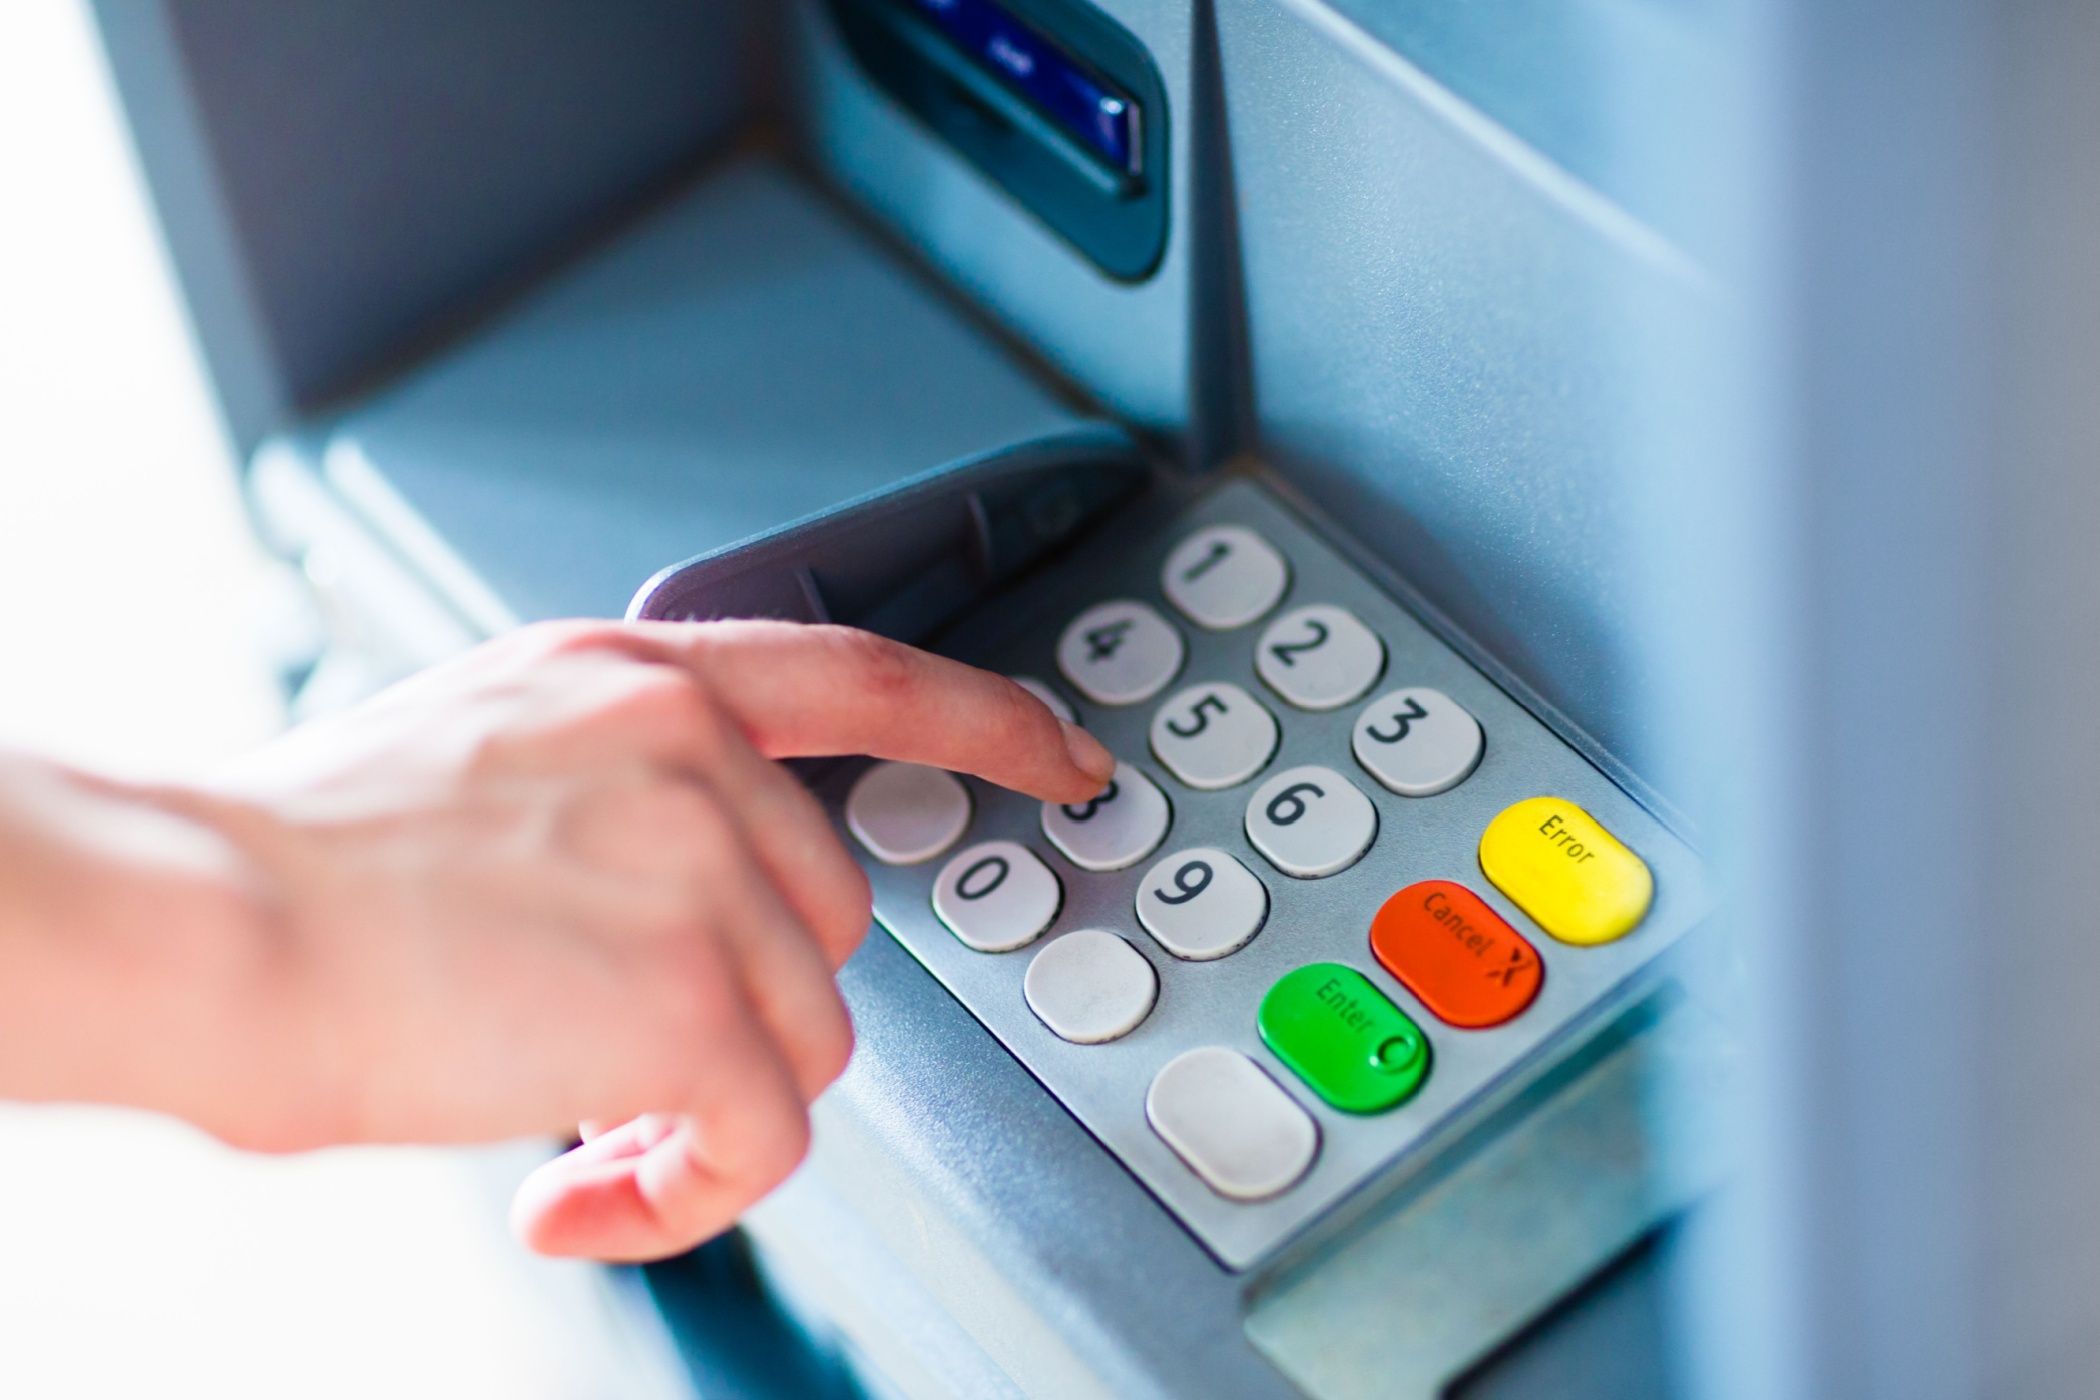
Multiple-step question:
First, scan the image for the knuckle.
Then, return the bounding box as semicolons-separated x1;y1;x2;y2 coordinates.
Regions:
822;626;916;702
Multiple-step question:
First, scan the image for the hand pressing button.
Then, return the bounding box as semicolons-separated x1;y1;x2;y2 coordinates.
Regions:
1041;761;1171;872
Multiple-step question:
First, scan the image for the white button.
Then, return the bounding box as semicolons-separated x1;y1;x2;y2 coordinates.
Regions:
1148;682;1278;790
1351;687;1484;797
1040;761;1171;872
1024;929;1159;1043
1255;604;1386;711
1011;675;1076;724
1134;847;1269;961
1147;1047;1318;1201
1057;600;1185;706
1160;526;1290;630
846;761;971;865
1245;764;1378;878
933;841;1062;953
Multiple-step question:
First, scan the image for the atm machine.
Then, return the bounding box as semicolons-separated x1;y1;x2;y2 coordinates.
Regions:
89;3;2100;1398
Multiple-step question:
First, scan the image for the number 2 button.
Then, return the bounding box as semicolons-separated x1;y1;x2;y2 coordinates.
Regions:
1256;605;1386;711
1057;600;1185;706
1245;765;1378;878
1149;682;1278;790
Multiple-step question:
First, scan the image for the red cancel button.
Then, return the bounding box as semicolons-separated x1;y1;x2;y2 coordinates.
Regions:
1369;880;1543;1028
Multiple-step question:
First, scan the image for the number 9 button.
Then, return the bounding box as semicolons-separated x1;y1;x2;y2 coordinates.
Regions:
1245;765;1378;878
933;840;1063;953
1135;848;1269;960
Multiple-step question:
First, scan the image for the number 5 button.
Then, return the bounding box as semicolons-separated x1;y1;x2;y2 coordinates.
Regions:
1245;765;1378;878
1149;682;1278;790
1351;687;1483;797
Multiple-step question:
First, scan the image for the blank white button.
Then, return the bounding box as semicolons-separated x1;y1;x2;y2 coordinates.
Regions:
1147;1048;1318;1201
1149;682;1278;790
1135;847;1269;961
1011;675;1076;724
1041;762;1171;872
1351;687;1484;797
1024;929;1159;1043
1057;600;1185;706
1255;604;1386;711
1245;764;1378;878
933;841;1062;953
1161;526;1290;630
846;762;971;865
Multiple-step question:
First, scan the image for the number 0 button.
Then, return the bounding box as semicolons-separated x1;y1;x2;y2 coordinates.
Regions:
1149;682;1278;790
1136;847;1269;960
1352;687;1483;797
1041;761;1171;871
933;841;1062;953
1057;600;1185;706
1257;605;1386;710
1245;765;1378;878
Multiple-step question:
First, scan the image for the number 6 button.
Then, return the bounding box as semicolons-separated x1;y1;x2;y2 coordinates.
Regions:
1245;765;1378;878
1351;687;1483;797
1149;682;1278;790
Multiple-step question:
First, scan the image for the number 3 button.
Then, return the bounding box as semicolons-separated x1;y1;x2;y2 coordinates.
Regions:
1351;687;1483;797
1136;848;1269;960
1245;765;1378;878
1149;682;1278;790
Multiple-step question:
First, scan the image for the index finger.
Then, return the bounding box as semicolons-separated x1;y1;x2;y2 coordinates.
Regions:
615;621;1115;804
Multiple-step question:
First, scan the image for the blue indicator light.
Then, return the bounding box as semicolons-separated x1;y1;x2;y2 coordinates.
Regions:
901;0;1141;174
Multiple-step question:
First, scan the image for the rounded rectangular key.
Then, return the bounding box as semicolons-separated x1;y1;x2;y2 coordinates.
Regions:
1258;963;1430;1113
1370;880;1542;1027
1010;674;1076;724
1351;687;1483;797
1057;600;1185;705
1147;1047;1318;1201
934;841;1063;953
1478;797;1653;946
1024;929;1158;1043
1149;681;1278;790
846;761;971;865
1244;765;1377;878
1041;761;1171;871
1161;525;1290;630
1256;604;1385;710
1135;847;1268;960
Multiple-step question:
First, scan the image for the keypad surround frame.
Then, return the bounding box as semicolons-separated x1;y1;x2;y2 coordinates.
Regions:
822;477;1707;1270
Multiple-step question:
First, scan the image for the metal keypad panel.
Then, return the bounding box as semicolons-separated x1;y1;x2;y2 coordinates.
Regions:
827;477;1707;1270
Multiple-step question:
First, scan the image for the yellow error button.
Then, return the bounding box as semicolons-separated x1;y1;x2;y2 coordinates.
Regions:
1478;797;1653;947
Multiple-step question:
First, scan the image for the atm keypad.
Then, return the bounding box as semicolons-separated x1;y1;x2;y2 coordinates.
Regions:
834;478;1704;1269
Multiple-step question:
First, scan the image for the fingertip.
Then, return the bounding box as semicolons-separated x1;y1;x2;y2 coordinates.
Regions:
1059;720;1117;788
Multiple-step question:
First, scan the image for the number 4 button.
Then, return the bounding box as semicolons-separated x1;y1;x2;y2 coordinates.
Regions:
1351;687;1483;797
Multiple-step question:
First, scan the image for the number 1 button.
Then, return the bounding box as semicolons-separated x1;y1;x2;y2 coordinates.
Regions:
1161;525;1289;630
1058;600;1186;706
1245;765;1378;878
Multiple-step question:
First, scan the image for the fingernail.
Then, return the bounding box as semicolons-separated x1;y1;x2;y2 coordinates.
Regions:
1060;721;1117;785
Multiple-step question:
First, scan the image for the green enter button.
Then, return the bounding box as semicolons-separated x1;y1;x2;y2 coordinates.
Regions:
1258;963;1431;1113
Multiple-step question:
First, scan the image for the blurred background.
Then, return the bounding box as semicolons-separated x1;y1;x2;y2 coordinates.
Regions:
0;7;671;1395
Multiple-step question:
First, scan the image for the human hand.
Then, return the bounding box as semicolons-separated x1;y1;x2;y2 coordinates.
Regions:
182;620;1112;1260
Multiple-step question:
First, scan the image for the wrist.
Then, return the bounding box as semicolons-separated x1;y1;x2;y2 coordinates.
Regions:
0;754;317;1146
